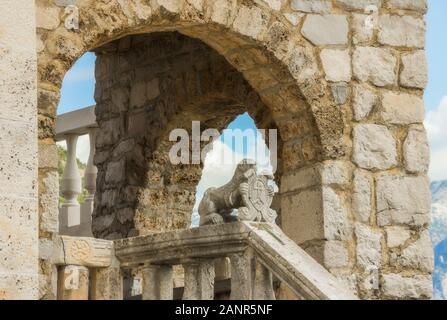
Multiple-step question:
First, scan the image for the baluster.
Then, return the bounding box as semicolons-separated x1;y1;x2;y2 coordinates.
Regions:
57;265;89;300
253;258;275;300
183;259;215;300
142;264;173;300
80;128;97;236
229;249;255;300
60;134;82;229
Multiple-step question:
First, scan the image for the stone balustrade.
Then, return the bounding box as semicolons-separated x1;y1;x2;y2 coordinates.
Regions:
55;106;98;237
53;222;357;300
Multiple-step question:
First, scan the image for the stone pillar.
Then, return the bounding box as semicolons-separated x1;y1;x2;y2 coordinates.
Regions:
141;264;173;300
183;260;215;300
60;134;82;229
0;0;38;299
91;266;123;300
57;265;89;300
253;259;275;300
229;250;254;300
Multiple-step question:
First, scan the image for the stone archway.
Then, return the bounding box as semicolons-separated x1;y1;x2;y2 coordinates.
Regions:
36;0;433;300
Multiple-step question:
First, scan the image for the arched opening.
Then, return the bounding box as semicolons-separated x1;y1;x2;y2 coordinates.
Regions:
37;1;348;299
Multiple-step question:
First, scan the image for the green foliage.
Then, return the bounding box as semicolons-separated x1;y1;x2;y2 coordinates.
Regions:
57;145;88;205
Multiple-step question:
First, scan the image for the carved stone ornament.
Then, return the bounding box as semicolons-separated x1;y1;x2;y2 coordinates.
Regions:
198;159;277;226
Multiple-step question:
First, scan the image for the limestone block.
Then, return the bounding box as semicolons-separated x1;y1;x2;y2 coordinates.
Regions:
91;266;123;300
387;0;427;12
324;241;350;269
57;265;89;300
378;14;425;48
323;187;352;241
400;50;428;89
0;196;38;274
353;124;397;170
403;127;430;173
320;49;351;82
0;274;39;300
40;171;59;233
146;78;160;100
301;15;349;45
281;190;324;244
261;0;284;11
280;165;320;193
352;14;374;44
53;236;114;267
355;223;382;269
287;44;320;83
394;230;434;272
229;250;254;300
157;0;183;13
283;12;304;26
376;175;431;227
331;83;348;105
105;160;126;184
183;260;215;300
353;47;397;87
353;83;377;121
321;161;350;186
382;274;432;299
336;0;382;10
381;92;424;124
130;81;147;108
38;143;58;169
290;0;332;13
36;1;61;30
386;226;411;248
352;169;372;223
232;5;270;39
210;0;238;25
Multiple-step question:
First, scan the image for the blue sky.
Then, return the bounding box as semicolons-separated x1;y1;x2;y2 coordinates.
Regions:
57;0;447;181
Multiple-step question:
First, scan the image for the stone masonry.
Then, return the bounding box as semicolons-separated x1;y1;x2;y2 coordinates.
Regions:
11;0;433;299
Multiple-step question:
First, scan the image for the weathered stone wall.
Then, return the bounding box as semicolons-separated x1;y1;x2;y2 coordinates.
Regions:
92;32;292;238
33;0;433;299
0;0;39;299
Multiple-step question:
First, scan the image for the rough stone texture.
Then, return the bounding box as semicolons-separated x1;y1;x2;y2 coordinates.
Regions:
324;241;350;269
400;50;428;89
320;49;351;82
24;0;432;300
378;15;425;48
355;224;382;269
353;47;397;87
387;0;427;12
381;92;425;125
290;0;332;13
391;230;434;272
322;187;352;241
336;0;382;10
403;126;430;173
352;84;378;121
352;14;374;45
386;226;411;248
353;124;397;170
376;176;431;227
301;15;349;45
0;0;39;299
382;274;432;299
352;170;372;223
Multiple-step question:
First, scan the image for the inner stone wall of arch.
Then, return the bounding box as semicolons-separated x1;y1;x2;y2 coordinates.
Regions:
34;0;433;300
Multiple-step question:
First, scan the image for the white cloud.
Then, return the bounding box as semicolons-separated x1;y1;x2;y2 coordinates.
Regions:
425;96;447;182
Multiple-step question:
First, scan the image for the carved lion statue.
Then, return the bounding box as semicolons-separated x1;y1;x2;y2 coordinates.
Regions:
198;159;277;226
